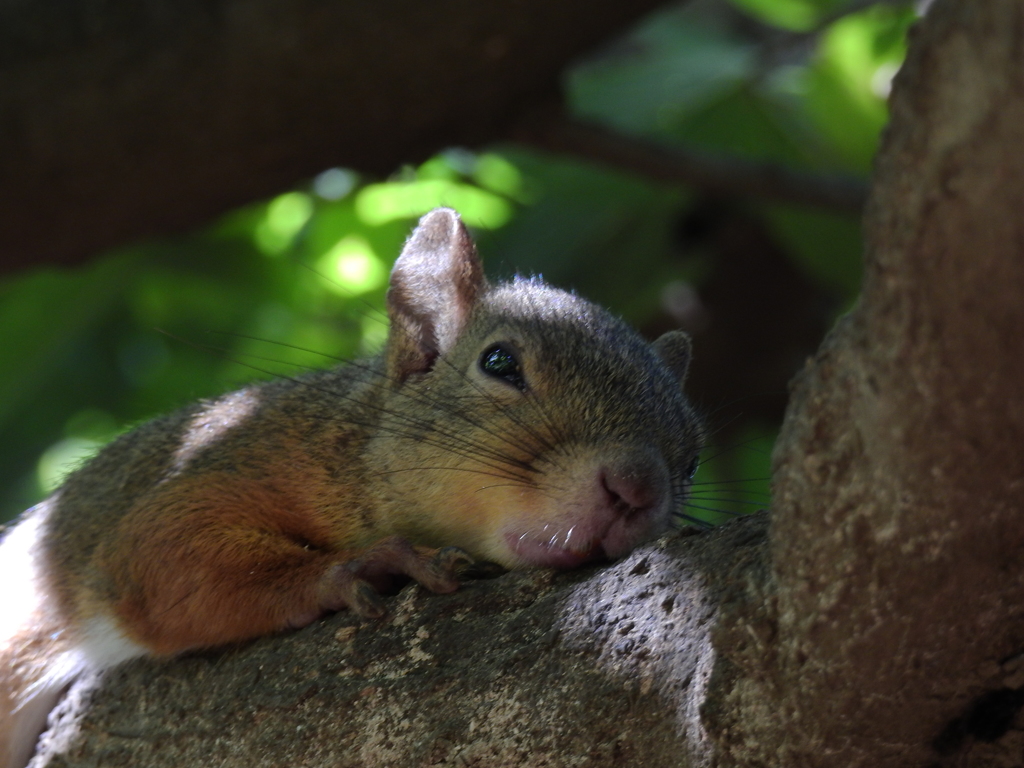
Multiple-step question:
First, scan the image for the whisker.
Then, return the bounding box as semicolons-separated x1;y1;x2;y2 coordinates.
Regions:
157;331;541;481
686;497;767;507
683;502;747;517
230;320;562;475
697;389;787;423
294;259;391;327
690;477;772;486
698;412;745;443
207;331;348;363
696;437;771;468
432;352;568;471
671;511;714;529
471;483;559;502
265;358;541;476
214;333;542;471
374;466;526;482
374;465;567;496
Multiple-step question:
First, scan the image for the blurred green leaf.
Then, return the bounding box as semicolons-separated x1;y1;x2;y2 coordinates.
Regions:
255;192;314;255
569;3;755;136
762;204;864;301
689;425;775;525
668;82;813;165
804;4;915;170
355;179;513;229
0;254;136;437
0;4;914;527
728;0;843;31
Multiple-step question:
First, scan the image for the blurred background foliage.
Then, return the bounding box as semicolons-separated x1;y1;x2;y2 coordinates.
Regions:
0;0;915;526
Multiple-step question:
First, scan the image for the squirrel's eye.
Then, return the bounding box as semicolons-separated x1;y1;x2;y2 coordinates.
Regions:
687;456;700;479
479;343;526;391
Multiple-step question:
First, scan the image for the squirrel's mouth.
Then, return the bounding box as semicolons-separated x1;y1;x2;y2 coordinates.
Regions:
504;527;606;570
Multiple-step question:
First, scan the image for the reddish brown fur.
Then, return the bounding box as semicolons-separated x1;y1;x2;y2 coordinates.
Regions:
96;475;346;654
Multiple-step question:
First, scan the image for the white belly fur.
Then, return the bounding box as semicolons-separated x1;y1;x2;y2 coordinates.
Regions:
0;506;146;768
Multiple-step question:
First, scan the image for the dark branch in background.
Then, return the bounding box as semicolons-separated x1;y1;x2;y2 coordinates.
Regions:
0;0;879;277
0;0;670;275
518;112;869;215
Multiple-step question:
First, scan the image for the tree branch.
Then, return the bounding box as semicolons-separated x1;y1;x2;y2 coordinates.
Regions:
721;0;1024;763
515;111;870;215
36;520;769;768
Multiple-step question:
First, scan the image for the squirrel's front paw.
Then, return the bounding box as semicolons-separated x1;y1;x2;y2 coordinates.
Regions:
318;536;474;618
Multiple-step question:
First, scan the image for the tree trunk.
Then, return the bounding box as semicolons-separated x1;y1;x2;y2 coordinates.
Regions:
31;0;1024;765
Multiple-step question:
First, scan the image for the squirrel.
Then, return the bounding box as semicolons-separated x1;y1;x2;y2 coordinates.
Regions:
0;207;703;768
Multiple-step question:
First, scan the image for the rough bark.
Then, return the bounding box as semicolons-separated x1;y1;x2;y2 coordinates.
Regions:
36;522;768;768
0;0;666;274
711;0;1024;764
28;0;1024;766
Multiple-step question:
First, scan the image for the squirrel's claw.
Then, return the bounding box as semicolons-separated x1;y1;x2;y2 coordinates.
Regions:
317;567;387;619
455;560;507;579
433;546;474;573
320;536;472;619
350;580;388;619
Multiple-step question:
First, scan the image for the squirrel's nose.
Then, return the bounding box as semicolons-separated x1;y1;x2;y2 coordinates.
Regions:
599;459;667;515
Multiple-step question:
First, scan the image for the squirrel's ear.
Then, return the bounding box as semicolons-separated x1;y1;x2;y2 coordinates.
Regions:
386;208;489;381
651;330;692;387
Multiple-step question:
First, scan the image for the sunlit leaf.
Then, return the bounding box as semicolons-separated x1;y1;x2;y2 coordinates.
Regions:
727;0;840;32
355;180;512;229
417;156;463;181
804;4;914;170
318;236;388;295
255;192;314;255
473;153;527;202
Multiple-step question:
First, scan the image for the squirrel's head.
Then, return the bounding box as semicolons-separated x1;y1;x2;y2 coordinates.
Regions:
372;208;703;570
